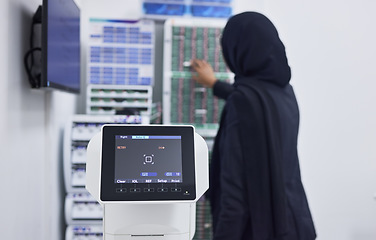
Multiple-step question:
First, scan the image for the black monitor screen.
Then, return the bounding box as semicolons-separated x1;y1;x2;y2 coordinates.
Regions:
100;125;196;201
42;0;80;93
115;135;183;184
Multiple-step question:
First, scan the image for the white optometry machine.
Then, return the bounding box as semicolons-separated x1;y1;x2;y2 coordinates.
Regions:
86;125;209;240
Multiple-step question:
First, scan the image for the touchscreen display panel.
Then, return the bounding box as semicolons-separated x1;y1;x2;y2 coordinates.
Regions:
100;125;196;201
115;135;183;184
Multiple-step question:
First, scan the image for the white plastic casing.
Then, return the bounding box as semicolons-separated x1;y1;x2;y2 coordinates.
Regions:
85;125;209;240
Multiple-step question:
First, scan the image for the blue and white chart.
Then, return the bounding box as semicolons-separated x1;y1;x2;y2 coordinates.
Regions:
87;19;155;86
143;0;233;19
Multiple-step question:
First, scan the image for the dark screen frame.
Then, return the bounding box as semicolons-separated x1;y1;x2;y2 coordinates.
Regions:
100;125;196;201
41;0;81;94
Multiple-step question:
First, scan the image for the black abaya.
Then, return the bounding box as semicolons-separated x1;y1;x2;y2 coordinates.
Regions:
208;12;316;240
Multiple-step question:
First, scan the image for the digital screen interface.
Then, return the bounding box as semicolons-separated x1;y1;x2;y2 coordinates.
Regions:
114;135;183;184
45;0;80;92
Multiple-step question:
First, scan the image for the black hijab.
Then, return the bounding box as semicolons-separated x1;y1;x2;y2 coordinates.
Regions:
221;12;291;86
220;12;291;239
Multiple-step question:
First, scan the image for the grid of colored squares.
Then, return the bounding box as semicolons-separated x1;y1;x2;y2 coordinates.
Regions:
193;198;213;240
88;19;154;86
143;0;232;18
90;67;152;85
170;77;226;124
171;26;227;72
168;25;229;125
90;47;152;65
89;26;153;44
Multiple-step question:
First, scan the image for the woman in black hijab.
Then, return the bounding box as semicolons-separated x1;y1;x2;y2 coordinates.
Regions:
191;12;316;240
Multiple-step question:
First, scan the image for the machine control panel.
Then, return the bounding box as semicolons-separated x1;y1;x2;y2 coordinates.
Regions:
100;125;196;201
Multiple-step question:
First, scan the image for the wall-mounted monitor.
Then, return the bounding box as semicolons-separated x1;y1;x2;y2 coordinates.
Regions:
41;0;81;93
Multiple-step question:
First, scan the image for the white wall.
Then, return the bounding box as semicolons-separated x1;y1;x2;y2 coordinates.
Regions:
0;0;78;239
234;0;376;239
0;0;8;149
0;0;46;239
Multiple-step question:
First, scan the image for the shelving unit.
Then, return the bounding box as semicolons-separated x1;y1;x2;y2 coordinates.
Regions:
65;225;103;240
86;18;155;118
65;193;102;225
64;115;148;240
163;18;233;240
163;18;233;130
86;84;153;116
87;18;155;86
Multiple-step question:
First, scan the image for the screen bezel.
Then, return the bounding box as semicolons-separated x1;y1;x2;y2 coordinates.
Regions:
41;0;81;94
100;125;196;201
